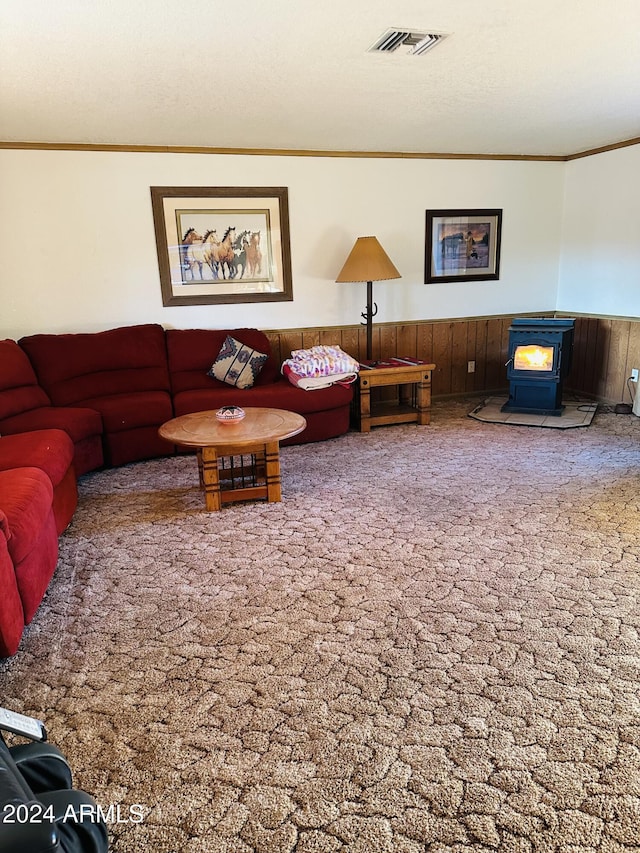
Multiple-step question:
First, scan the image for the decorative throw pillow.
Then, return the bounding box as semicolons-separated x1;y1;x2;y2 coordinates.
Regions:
208;335;268;389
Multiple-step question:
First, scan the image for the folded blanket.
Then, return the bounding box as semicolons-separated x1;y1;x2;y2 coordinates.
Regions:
282;345;360;390
282;364;358;390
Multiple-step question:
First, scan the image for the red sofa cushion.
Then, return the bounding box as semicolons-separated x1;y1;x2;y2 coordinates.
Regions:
79;391;173;433
0;405;102;445
0;481;58;648
0;530;24;657
0;467;54;565
0;429;75;487
0;408;104;477
0;339;51;420
0;466;59;633
0;430;78;533
167;328;280;394
19;324;171;406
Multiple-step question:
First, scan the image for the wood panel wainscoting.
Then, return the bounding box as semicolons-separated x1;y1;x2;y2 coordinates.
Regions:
266;313;640;407
565;314;640;406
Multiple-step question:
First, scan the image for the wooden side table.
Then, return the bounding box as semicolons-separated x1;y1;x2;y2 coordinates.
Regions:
355;359;436;433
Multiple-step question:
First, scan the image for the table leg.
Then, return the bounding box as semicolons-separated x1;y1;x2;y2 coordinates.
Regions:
358;377;371;433
253;449;266;480
264;441;282;502
416;372;432;425
200;446;222;511
196;448;204;488
399;383;414;407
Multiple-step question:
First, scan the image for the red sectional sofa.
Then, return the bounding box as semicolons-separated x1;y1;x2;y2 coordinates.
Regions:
0;323;354;655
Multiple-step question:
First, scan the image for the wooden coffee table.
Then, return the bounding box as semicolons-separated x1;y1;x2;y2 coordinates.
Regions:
158;407;306;511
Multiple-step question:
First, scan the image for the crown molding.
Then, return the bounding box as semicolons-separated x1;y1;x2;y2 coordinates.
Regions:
0;137;638;161
0;141;566;161
565;135;640;160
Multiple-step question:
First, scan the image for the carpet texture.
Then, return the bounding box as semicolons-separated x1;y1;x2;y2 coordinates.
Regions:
2;399;640;852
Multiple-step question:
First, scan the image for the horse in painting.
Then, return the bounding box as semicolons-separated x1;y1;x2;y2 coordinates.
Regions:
440;232;463;259
200;229;221;279
181;228;209;281
245;231;262;278
202;226;236;279
229;230;250;279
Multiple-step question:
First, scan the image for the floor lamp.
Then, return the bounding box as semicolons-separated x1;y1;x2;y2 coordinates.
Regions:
335;236;401;361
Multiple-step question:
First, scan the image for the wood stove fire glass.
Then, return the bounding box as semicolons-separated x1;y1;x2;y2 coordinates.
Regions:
502;318;575;416
513;345;554;372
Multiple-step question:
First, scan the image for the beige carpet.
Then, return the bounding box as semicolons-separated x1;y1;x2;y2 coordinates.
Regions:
2;399;640;852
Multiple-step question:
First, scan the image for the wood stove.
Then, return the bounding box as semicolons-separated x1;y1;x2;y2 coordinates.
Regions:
501;318;575;416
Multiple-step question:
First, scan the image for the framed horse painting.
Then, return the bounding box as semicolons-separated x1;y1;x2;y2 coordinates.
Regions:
425;209;502;284
151;186;293;305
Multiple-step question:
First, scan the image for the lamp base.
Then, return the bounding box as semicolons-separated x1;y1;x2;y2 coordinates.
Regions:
361;280;378;361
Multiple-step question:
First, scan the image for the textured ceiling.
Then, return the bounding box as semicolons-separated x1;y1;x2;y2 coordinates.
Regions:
1;0;639;157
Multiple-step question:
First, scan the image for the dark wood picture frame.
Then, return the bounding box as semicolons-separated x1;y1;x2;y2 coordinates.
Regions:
151;186;293;306
425;208;502;284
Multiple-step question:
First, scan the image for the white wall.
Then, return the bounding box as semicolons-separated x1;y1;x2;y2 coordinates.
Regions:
558;144;640;318
0;149;565;339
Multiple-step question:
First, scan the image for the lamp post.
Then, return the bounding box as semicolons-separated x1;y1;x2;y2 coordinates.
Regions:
335;236;401;361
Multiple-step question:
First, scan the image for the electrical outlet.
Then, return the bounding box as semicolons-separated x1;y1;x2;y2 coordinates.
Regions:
631;368;639;382
467;360;476;373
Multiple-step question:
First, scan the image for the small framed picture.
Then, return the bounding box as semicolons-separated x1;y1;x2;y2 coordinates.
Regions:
151;186;293;305
425;209;502;284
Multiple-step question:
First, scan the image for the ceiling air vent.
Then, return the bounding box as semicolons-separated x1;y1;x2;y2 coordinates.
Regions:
369;29;448;56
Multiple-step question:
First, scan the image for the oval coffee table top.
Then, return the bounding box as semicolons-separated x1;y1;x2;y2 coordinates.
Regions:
159;407;307;449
